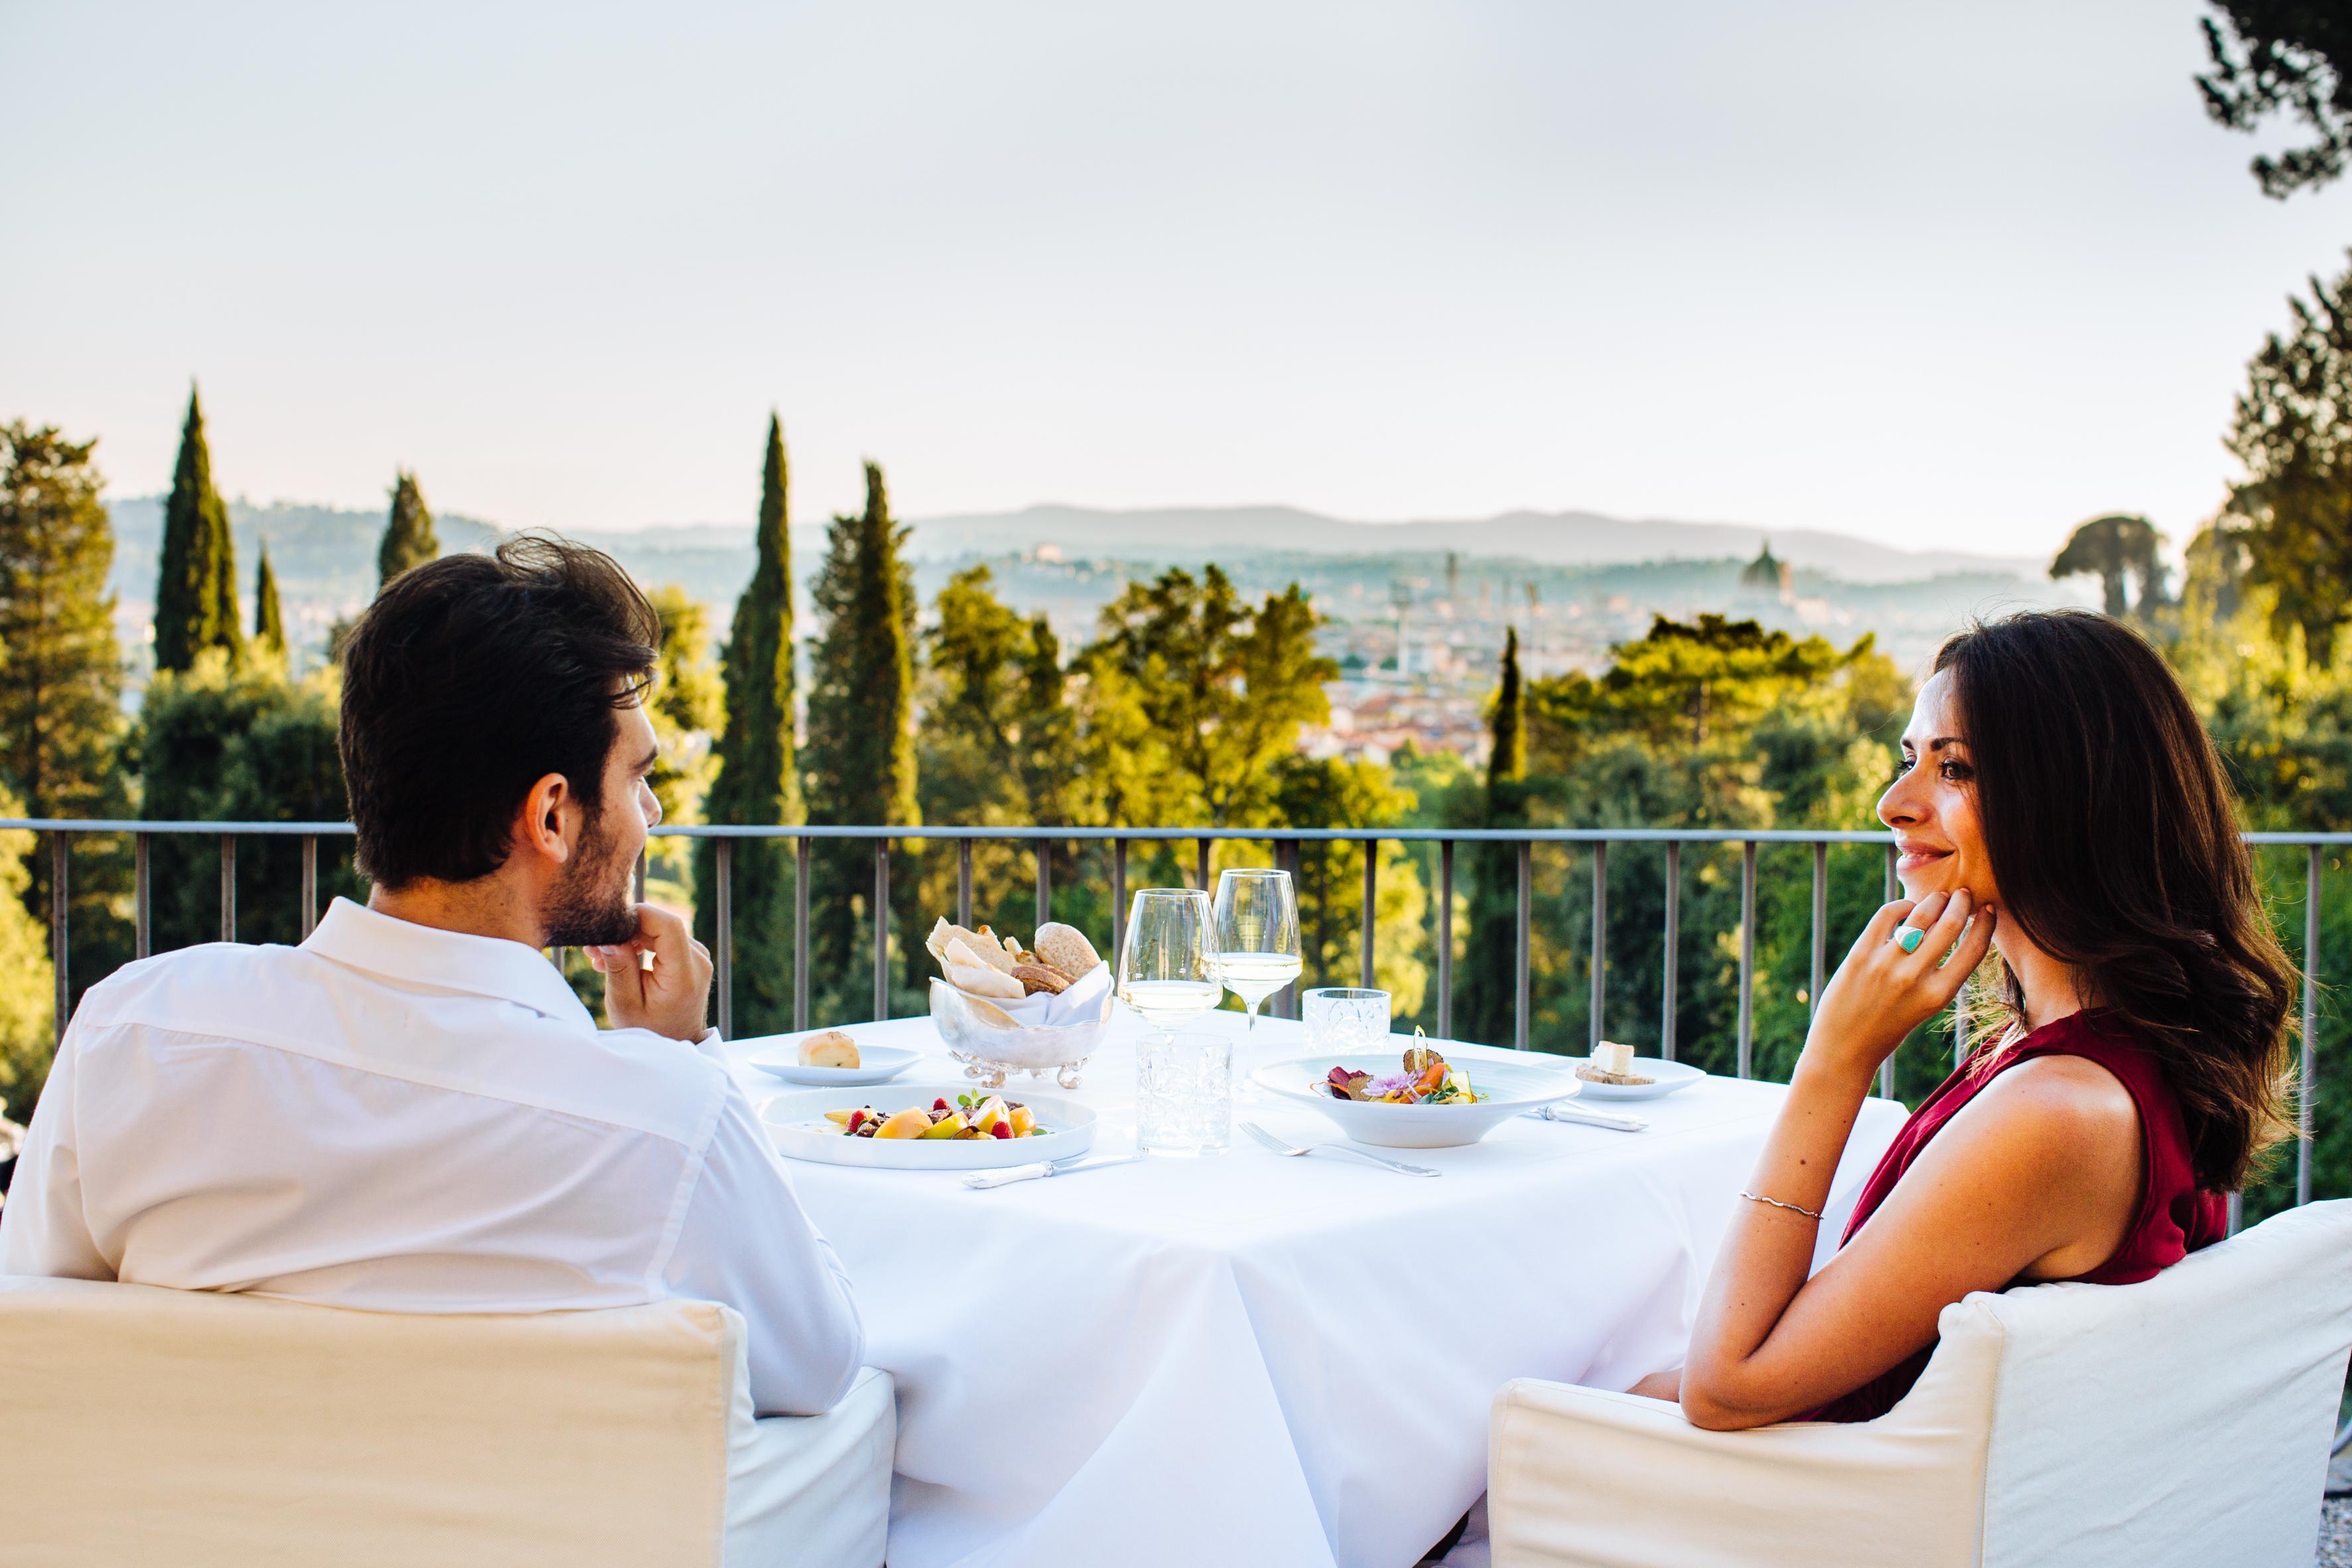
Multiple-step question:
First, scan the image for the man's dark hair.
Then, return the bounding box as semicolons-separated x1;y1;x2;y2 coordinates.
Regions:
341;534;659;890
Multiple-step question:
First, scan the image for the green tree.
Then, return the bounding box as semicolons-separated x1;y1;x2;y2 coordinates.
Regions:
646;587;724;832
919;565;1075;830
1081;566;1335;827
378;470;438;586
0;801;57;1117
136;653;356;953
2198;2;2352;196
2049;514;2169;619
1271;754;1427;1015
0;423;133;1019
254;541;286;655
2221;254;2352;666
1460;629;1529;1048
802;462;919;1022
697;416;802;1034
152;386;241;673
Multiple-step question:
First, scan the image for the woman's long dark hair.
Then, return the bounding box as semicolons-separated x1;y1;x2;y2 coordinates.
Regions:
1937;609;2294;1192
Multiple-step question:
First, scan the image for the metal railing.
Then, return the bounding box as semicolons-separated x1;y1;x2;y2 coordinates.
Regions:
11;819;2341;1213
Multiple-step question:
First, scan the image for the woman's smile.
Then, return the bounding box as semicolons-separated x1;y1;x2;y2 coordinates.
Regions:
1895;837;1952;879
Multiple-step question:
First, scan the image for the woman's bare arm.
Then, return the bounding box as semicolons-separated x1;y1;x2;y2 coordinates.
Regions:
1674;888;2142;1429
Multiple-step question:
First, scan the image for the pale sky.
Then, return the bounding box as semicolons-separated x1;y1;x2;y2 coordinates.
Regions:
5;1;2347;558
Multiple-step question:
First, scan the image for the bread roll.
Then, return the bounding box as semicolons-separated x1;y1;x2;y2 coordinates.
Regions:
929;917;1020;973
798;1029;860;1069
1032;922;1100;978
1010;962;1073;996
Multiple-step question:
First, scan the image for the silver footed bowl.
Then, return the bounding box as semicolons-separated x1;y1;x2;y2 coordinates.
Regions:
928;976;1114;1090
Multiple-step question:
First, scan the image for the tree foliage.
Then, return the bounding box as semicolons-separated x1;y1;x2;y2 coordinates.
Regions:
378;471;438;586
2220;253;2352;666
254;542;286;655
153;386;241;673
698;416;801;1034
2198;1;2352;197
2049;514;2169;619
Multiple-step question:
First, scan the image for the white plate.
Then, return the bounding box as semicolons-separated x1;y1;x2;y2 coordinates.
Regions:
741;1036;925;1087
759;1083;1097;1170
1555;1055;1705;1101
1253;1048;1583;1148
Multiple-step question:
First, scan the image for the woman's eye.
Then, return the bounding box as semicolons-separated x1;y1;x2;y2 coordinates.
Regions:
1939;759;1972;783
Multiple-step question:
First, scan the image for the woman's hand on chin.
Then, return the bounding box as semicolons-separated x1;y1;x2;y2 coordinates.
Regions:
1800;890;1996;1082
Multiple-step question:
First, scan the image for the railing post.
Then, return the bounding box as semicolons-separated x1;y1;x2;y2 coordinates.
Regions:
1661;840;1680;1062
50;833;68;1042
2302;842;2319;1207
1589;840;1607;1050
1035;840;1052;929
1514;838;1531;1051
1361;838;1377;989
714;838;734;1040
958;840;973;929
874;838;890;1023
1111;837;1128;971
301;835;320;937
1275;837;1301;1017
793;836;809;1032
1809;841;1826;1020
1737;840;1755;1079
133;831;151;959
220;834;237;943
1197;837;1211;894
1880;842;1898;1100
1437;839;1454;1040
633;847;647;904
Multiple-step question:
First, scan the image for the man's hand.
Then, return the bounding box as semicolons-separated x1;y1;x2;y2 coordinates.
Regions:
588;903;714;1042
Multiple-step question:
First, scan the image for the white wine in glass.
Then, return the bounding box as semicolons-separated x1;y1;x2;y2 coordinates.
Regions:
1212;869;1302;1030
1118;889;1222;1034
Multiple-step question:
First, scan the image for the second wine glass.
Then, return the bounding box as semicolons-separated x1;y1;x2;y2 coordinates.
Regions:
1214;866;1302;1024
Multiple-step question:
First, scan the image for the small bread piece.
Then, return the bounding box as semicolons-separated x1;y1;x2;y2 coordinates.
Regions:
928;917;1020;973
1010;961;1073;996
948;958;1026;1000
798;1029;860;1069
1592;1040;1636;1076
1032;922;1101;979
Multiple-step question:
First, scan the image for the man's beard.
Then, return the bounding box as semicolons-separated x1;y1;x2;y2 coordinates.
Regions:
542;805;639;947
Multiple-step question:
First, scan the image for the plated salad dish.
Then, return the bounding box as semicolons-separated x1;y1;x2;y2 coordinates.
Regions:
1320;1037;1484;1106
826;1091;1040;1141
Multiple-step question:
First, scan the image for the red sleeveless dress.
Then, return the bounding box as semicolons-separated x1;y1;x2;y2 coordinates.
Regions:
1808;1008;2225;1423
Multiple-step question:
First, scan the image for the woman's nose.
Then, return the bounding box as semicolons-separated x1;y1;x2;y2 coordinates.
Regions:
1877;771;1922;830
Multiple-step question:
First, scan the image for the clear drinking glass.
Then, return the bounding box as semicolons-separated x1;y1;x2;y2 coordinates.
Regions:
1304;987;1393;1055
1135;1031;1233;1156
1211;869;1302;1031
1117;889;1222;1034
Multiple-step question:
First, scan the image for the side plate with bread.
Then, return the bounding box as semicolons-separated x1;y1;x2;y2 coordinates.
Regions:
743;1028;926;1087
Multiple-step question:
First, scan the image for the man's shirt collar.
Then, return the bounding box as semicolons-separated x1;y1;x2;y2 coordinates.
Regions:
303;897;593;1027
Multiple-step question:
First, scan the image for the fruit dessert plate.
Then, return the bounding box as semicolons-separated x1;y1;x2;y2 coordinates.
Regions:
761;1083;1098;1170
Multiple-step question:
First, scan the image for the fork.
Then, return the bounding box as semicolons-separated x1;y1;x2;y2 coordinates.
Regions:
1239;1121;1441;1177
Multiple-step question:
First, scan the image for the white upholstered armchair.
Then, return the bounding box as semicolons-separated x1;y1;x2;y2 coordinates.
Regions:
0;1277;894;1567
1489;1198;2352;1568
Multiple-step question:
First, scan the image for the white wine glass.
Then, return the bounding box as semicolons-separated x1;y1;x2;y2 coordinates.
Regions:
1213;868;1302;1100
1117;889;1223;1038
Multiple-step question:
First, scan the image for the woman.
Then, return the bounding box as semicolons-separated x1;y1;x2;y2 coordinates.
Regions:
1630;609;2296;1428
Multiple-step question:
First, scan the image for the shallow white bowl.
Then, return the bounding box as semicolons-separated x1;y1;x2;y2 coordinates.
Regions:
1555;1055;1705;1101
759;1083;1097;1170
742;1036;924;1087
1252;1050;1583;1148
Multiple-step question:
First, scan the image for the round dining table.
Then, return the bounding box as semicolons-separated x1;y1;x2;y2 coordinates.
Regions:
726;1010;1908;1568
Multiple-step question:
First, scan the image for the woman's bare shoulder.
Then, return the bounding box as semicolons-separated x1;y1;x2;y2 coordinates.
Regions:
1973;1050;2140;1137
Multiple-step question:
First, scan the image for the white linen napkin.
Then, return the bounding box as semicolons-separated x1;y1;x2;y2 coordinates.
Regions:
943;961;1113;1028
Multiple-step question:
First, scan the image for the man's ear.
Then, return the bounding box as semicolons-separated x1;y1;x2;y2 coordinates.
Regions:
513;772;579;870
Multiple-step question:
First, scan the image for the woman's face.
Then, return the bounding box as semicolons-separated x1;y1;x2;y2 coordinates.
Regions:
1878;669;1999;907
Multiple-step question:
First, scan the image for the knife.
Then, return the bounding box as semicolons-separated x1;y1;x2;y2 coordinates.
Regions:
1526;1102;1649;1133
962;1154;1143;1189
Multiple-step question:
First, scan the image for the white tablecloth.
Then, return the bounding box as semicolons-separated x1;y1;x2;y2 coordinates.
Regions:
726;1012;1907;1568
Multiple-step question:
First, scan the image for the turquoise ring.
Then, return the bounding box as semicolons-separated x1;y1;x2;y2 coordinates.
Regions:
1896;926;1926;954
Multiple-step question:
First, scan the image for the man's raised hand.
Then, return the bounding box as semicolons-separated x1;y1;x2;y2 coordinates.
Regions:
588;903;714;1042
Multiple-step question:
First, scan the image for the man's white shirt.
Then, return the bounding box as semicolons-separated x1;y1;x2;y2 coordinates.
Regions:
0;897;863;1416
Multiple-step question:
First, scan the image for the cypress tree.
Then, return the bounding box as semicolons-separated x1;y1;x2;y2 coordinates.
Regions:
153;385;242;672
378;470;438;586
254;541;286;654
696;416;801;1034
1463;628;1528;1048
803;461;919;1022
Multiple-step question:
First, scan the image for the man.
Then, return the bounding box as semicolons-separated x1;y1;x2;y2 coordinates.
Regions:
0;537;861;1416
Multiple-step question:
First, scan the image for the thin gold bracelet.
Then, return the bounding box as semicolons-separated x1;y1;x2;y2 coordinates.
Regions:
1740;1190;1824;1221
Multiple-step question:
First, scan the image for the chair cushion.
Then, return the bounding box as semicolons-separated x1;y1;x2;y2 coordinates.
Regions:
0;1276;733;1567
